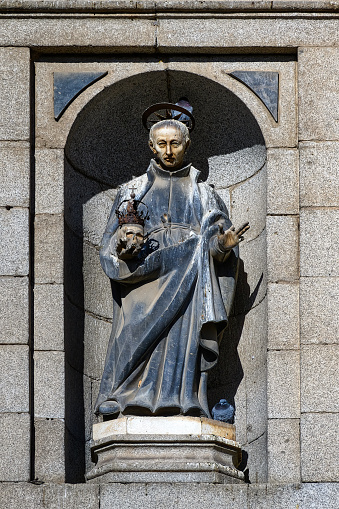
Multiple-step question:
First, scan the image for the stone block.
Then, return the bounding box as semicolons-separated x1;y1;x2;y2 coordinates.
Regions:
0;207;29;276
266;148;299;214
84;313;111;379
35;149;64;214
83;242;113;319
233;228;267;315
300;277;338;344
206;145;266;190
267;215;299;282
0;345;29;412
230;165;266;242
35;214;63;284
267;350;300;419
243;432;267;484
34;418;65;482
0;17;156;49
214;187;231;216
238;299;267;443
267;418;300;483
0;413;30;481
0;277;29;344
301;344;339;413
268;282;299;350
300;142;339;207
299;47;339;141
34;351;65;418
0;141;30;206
65;159;114;246
34;283;64;351
301;413;339;482
100;482;247;509
300;209;339;277
0;483;44;509
42;484;99;509
249;482;339;509
0;47;30;140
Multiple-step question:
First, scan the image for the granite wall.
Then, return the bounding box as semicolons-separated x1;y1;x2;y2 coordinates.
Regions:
0;1;338;507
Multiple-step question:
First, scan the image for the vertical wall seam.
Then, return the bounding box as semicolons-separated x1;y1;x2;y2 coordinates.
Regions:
29;48;36;482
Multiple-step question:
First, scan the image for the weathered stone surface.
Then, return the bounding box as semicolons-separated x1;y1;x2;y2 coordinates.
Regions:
300;277;339;344
267;350;300;419
34;283;64;351
233;228;267;315
84;313;111;379
238;299;267;444
206;145;266;190
35;149;64;214
0;277;29;344
43;484;99;509
300;142;339;206
266;148;299;214
83;241;113;319
0;413;30;481
301;344;339;413
230;165;266;242
34;351;65;418
0;18;156;48
299;47;339;141
244;432;267;484
158;18;339;51
300;209;339;277
267;418;300;483
215;187;231;215
267;215;299;282
249;482;339;509
100;481;247;507
0;47;30;140
34;418;65;483
0;345;29;412
0;142;30;207
0;483;44;509
35;214;63;284
301;413;339;482
268;282;299;350
65;159;114;246
0;208;29;276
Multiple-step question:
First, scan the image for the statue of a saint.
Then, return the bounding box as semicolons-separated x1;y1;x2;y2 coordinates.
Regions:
95;101;249;419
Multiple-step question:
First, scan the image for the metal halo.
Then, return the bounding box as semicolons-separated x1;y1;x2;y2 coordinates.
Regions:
142;102;195;132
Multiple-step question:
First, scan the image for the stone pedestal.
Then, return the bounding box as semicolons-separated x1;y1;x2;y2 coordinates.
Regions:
86;416;245;484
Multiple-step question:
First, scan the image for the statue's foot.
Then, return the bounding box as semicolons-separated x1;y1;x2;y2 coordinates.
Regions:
98;400;120;416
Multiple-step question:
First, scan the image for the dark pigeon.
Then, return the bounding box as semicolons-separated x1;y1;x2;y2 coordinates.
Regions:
211;399;235;424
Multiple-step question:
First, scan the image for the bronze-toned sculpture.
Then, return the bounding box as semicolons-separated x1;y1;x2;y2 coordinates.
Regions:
95;101;249;419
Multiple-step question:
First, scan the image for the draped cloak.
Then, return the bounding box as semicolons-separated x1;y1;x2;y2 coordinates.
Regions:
95;160;239;418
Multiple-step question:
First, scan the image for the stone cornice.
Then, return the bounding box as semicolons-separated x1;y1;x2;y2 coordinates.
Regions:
1;0;339;15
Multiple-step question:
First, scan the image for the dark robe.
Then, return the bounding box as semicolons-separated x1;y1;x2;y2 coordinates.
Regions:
95;160;238;418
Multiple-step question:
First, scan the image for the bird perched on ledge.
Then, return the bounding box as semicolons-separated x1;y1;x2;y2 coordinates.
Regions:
212;399;235;424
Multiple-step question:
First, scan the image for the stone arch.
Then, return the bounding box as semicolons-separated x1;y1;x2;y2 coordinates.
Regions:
63;69;267;482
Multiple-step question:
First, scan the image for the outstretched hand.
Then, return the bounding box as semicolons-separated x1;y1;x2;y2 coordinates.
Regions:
217;222;250;251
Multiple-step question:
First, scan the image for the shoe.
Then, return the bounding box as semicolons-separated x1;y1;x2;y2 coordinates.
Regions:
98;400;120;415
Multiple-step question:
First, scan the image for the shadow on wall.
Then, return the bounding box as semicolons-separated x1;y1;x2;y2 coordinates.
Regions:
64;69;266;482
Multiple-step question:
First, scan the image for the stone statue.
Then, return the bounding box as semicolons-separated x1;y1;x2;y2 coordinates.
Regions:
95;101;249;419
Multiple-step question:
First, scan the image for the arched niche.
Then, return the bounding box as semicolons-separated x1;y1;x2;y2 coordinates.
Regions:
63;69;267;482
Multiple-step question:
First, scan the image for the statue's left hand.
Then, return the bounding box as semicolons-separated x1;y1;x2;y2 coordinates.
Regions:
217;222;250;251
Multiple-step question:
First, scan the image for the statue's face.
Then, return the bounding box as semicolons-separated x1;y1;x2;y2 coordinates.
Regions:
149;125;188;170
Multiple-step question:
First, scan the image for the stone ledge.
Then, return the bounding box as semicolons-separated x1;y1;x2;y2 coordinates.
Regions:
93;415;236;441
1;0;339;14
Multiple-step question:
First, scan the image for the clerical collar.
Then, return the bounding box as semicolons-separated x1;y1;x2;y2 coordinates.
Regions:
149;159;192;178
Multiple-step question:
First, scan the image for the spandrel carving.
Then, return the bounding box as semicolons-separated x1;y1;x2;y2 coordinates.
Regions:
95;100;249;420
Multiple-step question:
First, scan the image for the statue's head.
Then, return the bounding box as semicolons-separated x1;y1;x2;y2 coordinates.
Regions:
149;119;190;171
